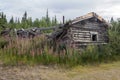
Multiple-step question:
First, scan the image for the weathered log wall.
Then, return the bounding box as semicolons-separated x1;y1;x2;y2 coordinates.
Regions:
66;18;108;48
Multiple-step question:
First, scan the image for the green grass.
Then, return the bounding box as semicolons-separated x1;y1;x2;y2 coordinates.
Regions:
0;27;120;67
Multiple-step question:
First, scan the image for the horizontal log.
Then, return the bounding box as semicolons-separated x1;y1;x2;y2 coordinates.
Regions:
70;27;102;31
73;40;91;42
74;43;107;46
72;32;91;36
71;30;90;33
73;36;91;39
73;36;91;38
73;38;91;41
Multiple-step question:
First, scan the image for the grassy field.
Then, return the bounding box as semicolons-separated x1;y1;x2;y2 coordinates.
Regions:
67;61;120;80
0;36;120;67
0;61;120;80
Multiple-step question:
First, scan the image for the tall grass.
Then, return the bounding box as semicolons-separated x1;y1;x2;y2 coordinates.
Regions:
0;21;120;66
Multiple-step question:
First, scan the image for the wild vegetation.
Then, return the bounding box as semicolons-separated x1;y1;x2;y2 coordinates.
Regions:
0;10;58;29
0;11;120;66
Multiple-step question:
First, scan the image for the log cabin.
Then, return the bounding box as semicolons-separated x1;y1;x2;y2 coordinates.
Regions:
50;12;111;49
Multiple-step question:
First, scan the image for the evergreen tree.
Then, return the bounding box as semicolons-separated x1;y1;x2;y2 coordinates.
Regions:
9;16;16;28
0;12;7;26
55;15;57;25
45;9;51;27
117;18;120;22
46;9;49;20
22;11;27;22
33;18;40;27
52;15;58;26
17;18;20;24
0;10;59;29
110;17;114;23
27;17;33;27
21;11;29;28
9;16;14;24
40;17;48;27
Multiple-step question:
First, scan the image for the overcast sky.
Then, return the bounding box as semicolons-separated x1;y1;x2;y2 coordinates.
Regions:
0;0;120;22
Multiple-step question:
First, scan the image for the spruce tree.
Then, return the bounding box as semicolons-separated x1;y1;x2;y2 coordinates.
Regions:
22;11;27;22
45;9;50;27
0;12;7;26
110;17;114;23
9;16;14;24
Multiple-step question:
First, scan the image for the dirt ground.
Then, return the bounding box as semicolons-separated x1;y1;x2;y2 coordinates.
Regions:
0;62;120;80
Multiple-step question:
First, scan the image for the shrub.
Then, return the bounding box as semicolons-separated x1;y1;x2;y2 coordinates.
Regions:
0;37;9;49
